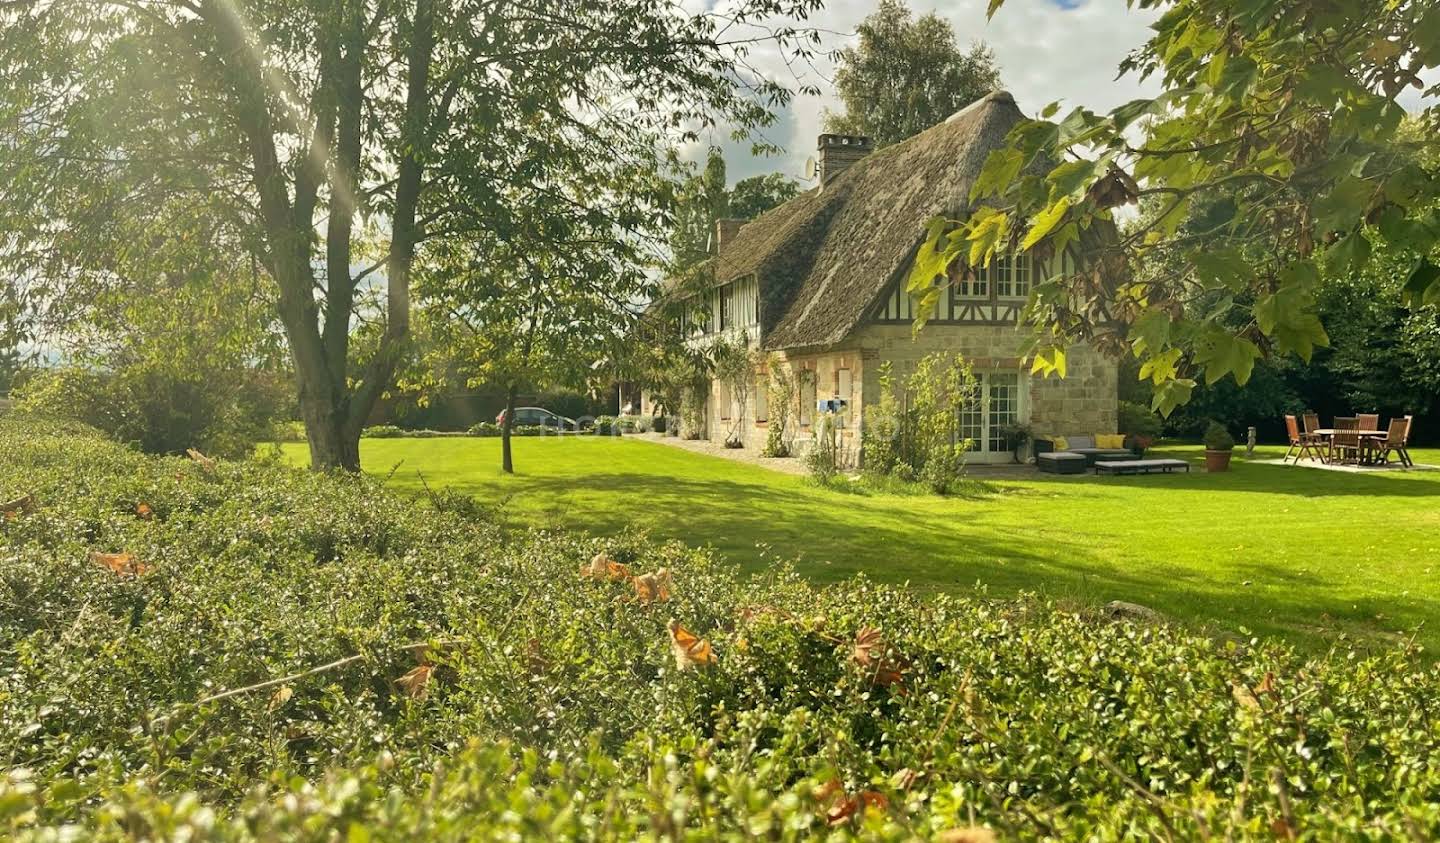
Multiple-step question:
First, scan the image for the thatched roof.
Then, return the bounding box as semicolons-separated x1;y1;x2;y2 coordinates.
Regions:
705;90;1030;351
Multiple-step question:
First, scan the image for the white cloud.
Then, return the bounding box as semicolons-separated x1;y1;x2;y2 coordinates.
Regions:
699;0;1165;183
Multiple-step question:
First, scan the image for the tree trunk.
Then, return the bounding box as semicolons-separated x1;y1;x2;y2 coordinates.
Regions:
501;384;518;474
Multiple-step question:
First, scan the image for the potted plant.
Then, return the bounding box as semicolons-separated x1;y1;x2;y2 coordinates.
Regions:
1118;400;1163;457
1203;421;1235;472
997;422;1032;464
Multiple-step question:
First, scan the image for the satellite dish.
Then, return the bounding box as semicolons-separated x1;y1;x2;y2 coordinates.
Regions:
803;156;818;181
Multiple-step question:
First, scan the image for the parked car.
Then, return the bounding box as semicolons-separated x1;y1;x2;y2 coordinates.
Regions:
495;406;577;430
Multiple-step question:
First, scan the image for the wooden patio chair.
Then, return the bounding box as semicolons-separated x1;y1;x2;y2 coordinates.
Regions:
1331;417;1360;464
1357;413;1380;432
1303;412;1322;438
1283;415;1325;463
1375;416;1414;468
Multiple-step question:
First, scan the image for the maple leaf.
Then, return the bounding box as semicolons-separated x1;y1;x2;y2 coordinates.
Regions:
395;664;434;699
89;550;151;577
136;503;154;520
852;626;905;688
1256;671;1277;694
632;567;673;603
185;448;217;472
3;494;37;521
668;619;716;670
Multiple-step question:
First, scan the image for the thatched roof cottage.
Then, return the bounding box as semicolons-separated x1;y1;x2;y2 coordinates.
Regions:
650;90;1119;464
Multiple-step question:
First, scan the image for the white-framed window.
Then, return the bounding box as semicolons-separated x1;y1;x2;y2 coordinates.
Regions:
954;268;988;299
958;372;1024;455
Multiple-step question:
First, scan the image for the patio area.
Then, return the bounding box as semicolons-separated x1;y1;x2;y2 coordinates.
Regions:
1282;412;1422;470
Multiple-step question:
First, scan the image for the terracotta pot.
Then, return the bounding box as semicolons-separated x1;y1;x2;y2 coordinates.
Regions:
1205;449;1233;472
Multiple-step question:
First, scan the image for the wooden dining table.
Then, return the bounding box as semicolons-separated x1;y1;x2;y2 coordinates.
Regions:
1311;429;1388;464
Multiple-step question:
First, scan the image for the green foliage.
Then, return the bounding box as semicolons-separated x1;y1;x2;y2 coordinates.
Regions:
467;421;501;437
908;351;976;490
927;0;1440;415
15;365;285;459
10;419;1440;837
0;0;825;469
861;362;901;475
824;0;1001;147
668;151;801;274
762;357;796;458
362;425;408;439
1203;421;1237;452
1117;401;1164;440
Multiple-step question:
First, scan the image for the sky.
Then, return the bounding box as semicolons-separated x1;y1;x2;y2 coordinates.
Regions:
685;0;1167;184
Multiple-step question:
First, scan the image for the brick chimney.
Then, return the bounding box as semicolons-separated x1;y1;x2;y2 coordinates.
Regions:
817;133;872;188
710;217;746;255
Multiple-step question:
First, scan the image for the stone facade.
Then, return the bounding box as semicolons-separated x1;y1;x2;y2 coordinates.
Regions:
650;321;1118;466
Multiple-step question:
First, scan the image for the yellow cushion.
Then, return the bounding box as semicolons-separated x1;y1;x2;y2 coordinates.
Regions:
1096;434;1126;449
1050;436;1069;451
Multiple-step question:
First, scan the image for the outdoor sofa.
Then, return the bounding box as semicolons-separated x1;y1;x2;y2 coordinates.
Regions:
1034;434;1134;467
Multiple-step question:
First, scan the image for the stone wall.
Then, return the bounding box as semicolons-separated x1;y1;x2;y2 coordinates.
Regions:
646;321;1118;462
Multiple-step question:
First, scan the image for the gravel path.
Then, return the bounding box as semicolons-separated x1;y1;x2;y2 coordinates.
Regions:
628;432;811;476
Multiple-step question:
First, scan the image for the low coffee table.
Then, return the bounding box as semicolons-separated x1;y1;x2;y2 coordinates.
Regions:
1094;459;1190;476
1037;452;1087;475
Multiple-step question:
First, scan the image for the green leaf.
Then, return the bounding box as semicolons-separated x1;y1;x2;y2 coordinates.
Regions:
907;218;961;294
1192;249;1250;293
1193;329;1261;386
1402;258;1440;307
1323;230;1371;277
1151;378;1196;417
1047;159;1098;200
970;147;1025;202
1030;347;1067;379
1021;197;1071;251
986;0;1004;20
1130;309;1171;357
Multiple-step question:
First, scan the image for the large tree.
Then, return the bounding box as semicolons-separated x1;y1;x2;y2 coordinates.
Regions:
824;0;1000;147
0;0;822;470
668;149;801;273
911;0;1440;415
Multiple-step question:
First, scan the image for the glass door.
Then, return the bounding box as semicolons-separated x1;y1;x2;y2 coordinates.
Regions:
959;372;1024;462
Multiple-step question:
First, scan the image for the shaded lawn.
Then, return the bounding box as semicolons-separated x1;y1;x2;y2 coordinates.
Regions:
280;437;1440;652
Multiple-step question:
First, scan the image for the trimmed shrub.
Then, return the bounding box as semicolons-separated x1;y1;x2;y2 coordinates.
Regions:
4;416;1440;839
361;424;406;438
468;421;501;437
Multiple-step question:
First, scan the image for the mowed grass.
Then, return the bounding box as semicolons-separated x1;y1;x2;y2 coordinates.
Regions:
279;437;1440;652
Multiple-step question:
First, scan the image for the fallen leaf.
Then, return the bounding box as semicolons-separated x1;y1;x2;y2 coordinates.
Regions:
1256;671;1277;694
1270;817;1297;840
524;637;551;674
186;448;217;472
579;552;630;581
395;664;433;699
1232;681;1261;710
852;626;905;688
136;503;154;520
821;780;888;827
2;494;36;520
632;567;673;603
668;619;716;670
89;551;151;577
269;685;293;712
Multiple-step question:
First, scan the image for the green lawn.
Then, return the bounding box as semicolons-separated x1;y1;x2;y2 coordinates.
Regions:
280;437;1440;651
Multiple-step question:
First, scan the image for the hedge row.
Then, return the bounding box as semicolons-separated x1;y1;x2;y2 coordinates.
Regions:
2;416;1440;839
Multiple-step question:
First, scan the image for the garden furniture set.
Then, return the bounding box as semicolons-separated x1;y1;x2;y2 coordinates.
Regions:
1284;413;1415;467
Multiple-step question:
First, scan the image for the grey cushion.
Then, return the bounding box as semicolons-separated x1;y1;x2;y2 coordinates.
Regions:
1067;435;1096;449
1037;452;1085;462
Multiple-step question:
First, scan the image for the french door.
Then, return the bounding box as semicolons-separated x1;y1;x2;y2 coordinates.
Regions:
958;372;1025;463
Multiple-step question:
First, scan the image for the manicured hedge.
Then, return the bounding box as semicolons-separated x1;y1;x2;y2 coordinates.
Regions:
3;416;1440;839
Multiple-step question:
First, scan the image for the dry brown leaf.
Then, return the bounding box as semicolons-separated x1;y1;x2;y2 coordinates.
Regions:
821;780;888;827
395;664;433;699
269;685;293;712
1232;681;1261;710
186;448;217;472
89;550;151;577
668;619;716;670
632;567;673;603
579;552;631;581
136;503;154;520
2;494;36;520
1270;818;1297;840
852;626;905;688
937;828;997;843
1256;671;1277;695
524;637;551;675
